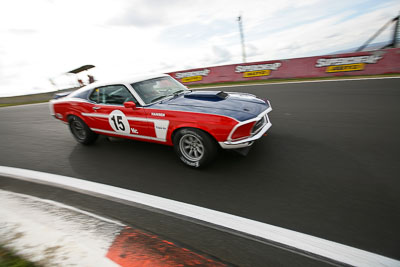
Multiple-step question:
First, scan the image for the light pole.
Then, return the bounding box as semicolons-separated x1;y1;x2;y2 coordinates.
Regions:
393;13;399;48
237;15;247;63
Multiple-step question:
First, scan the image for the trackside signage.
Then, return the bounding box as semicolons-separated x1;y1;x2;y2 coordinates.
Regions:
235;63;282;77
175;69;210;83
167;48;400;84
315;53;383;73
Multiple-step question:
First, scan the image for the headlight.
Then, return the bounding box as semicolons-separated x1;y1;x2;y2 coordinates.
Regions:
231;121;256;141
251;116;267;135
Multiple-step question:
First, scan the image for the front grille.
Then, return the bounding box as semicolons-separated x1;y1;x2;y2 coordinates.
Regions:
251;115;267;135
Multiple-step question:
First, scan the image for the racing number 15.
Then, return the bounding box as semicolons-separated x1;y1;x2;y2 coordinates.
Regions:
110;115;125;131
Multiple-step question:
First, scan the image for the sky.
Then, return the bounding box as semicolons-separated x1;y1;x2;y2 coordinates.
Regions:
0;0;399;96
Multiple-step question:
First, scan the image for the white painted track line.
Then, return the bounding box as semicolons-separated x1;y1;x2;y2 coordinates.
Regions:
195;76;400;90
1;76;399;109
1;165;399;267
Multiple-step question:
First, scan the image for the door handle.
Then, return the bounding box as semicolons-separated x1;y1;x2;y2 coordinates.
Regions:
92;106;101;110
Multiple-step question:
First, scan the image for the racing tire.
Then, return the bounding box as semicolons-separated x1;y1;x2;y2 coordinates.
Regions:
173;128;217;168
68;116;98;145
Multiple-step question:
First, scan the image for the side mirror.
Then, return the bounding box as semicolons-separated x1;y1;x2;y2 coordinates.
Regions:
124;101;137;109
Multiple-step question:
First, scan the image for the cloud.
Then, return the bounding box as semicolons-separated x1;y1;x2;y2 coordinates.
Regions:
7;29;37;35
158;19;235;47
108;0;188;27
1;0;400;96
244;1;400;61
109;8;167;27
246;44;262;59
211;45;233;64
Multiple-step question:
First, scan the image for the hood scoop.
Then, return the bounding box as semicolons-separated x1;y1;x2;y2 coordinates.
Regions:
184;91;228;101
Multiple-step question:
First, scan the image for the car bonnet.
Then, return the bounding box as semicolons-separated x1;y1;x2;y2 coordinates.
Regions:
148;91;269;122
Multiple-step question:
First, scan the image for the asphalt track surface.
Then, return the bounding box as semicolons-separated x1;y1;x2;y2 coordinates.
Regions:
1;78;400;263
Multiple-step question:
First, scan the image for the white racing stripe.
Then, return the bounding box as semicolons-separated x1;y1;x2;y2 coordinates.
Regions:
90;128;166;141
81;112;170;141
0;166;399;267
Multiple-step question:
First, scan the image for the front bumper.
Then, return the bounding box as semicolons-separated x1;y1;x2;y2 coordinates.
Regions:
219;119;271;149
219;105;272;149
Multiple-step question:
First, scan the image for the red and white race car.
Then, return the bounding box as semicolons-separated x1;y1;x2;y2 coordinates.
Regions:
49;74;272;167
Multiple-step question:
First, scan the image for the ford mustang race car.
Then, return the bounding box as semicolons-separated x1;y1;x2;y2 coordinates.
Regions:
49;74;272;167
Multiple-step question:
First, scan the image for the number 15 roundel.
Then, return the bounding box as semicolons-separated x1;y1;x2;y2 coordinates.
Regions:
108;110;130;134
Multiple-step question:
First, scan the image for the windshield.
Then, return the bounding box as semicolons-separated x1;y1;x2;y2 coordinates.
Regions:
131;76;188;105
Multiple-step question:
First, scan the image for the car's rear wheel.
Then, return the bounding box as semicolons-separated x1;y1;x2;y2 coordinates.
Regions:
68;116;98;145
173;128;217;168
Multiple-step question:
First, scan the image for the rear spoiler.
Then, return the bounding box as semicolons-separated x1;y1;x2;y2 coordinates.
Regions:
53;92;72;99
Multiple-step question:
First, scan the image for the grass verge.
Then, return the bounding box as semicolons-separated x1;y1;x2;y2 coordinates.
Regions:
0;101;48;108
0;246;36;267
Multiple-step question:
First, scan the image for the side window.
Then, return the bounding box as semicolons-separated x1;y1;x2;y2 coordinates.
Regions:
70;89;91;99
89;85;138;105
89;88;100;103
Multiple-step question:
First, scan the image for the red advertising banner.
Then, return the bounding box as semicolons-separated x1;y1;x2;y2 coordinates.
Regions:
167;48;400;85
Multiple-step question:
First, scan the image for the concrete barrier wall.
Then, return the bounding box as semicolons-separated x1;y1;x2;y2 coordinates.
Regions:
167;48;400;85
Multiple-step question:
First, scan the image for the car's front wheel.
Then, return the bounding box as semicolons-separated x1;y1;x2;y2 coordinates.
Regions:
68;116;98;145
173;128;217;168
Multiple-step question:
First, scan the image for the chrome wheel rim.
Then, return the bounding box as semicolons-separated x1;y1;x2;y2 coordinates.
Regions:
179;134;204;161
71;119;87;140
